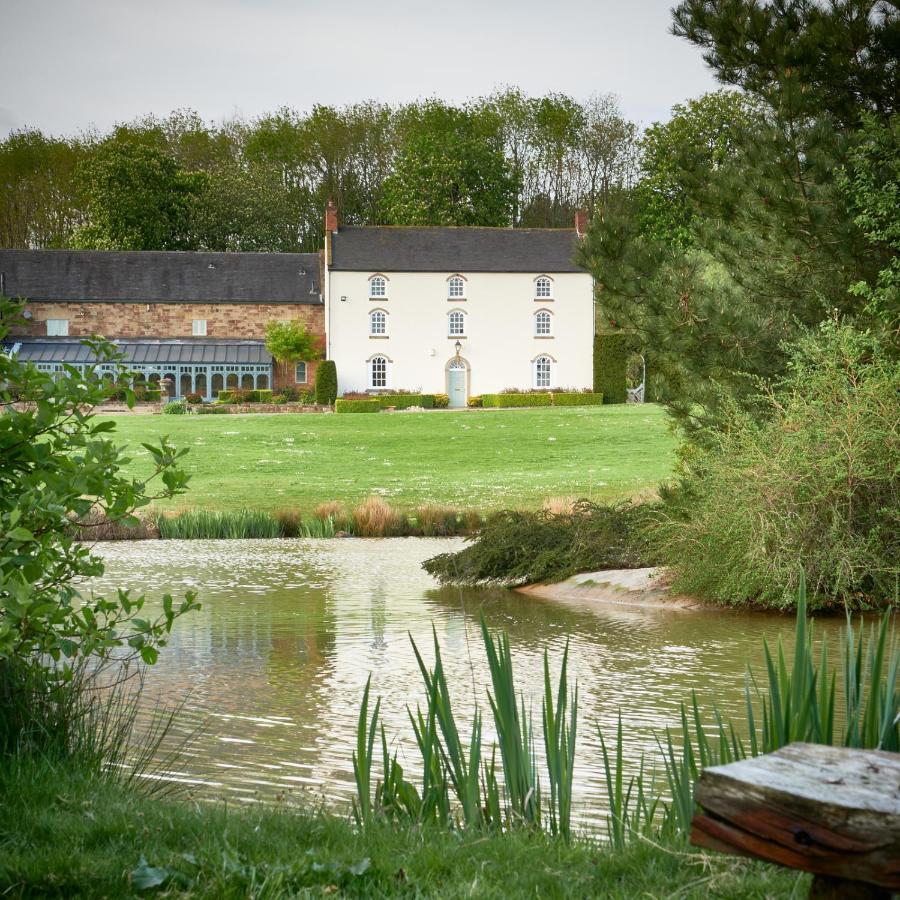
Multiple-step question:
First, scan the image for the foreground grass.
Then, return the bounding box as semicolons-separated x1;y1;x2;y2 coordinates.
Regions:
0;761;803;899
103;405;677;513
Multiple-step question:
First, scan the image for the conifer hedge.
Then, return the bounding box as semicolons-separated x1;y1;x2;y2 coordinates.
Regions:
315;360;338;405
593;332;627;404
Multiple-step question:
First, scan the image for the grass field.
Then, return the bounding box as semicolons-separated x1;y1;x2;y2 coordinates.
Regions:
105;405;678;513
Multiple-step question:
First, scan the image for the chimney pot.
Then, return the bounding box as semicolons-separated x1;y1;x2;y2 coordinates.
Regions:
575;208;588;237
325;199;339;233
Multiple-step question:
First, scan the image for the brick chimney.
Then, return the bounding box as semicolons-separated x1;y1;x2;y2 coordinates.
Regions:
325;199;339;233
574;208;588;238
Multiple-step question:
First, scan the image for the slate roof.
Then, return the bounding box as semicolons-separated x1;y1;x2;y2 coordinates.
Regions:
330;227;584;273
6;338;271;365
0;249;322;304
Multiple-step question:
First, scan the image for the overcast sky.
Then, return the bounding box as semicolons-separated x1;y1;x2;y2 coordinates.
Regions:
2;0;721;139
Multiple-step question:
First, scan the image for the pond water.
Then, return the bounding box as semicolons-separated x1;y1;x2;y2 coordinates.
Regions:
91;538;844;823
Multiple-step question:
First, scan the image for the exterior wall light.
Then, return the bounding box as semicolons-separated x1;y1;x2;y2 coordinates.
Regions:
454;340;462;358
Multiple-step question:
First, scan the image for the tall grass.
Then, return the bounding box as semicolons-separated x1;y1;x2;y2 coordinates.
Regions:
352;578;897;846
352;620;578;837
157;509;282;539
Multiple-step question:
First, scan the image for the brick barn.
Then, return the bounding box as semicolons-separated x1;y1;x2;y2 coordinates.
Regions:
0;249;324;399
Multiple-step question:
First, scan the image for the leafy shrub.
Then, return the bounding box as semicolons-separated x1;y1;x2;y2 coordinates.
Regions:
195;405;230;415
136;388;161;403
335;399;380;414
315;360;338;406
594;331;627;404
162;401;187;415
433;393;449;409
423;500;660;585
275;386;300;402
481;392;552;408
658;323;899;610
467;395;483;408
552;392;603;406
185;393;203;405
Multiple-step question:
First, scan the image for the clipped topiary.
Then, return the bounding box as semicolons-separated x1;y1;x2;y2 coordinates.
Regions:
315;360;338;406
594;331;627;404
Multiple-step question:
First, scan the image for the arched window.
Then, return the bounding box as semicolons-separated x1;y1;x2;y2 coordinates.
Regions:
295;361;307;383
534;309;552;336
369;309;388;336
369;355;388;389
448;276;465;299
533;355;553;389
369;275;387;298
535;276;553;299
448;310;466;336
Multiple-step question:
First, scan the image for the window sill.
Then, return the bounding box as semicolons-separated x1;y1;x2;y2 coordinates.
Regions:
447;335;467;340
534;297;554;302
534;335;554;339
369;335;390;339
369;297;388;301
448;297;467;301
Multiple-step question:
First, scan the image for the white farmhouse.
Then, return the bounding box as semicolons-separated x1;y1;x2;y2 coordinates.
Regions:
323;203;595;406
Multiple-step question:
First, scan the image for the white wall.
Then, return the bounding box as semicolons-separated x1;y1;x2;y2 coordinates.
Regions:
325;270;594;397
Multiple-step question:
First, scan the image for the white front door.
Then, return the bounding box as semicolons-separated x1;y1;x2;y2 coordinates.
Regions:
447;363;467;408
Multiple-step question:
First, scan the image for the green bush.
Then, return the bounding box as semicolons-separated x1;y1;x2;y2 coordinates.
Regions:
257;389;273;403
161;400;187;415
433;393;449;409
216;390;236;403
481;392;552;408
134;387;161;403
424;500;660;586
335;399;381;414
315;360;338;406
594;332;627;404
375;394;435;409
658;323;899;610
467;395;483;408
552;392;603;406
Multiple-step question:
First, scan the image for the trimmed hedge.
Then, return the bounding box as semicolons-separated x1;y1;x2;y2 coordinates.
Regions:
216;389;273;404
552;392;604;406
335;399;381;414
482;393;553;408
594;331;628;404
376;394;435;409
315;360;338;406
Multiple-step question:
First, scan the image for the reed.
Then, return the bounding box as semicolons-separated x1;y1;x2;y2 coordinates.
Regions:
68;509;159;541
351;496;407;538
413;505;466;536
156;509;281;539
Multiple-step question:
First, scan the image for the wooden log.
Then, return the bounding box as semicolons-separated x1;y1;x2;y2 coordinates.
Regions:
691;743;900;892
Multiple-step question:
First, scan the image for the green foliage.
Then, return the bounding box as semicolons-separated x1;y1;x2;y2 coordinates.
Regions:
838;113;900;332
467;395;483;408
0;298;198;673
73;138;200;250
423;501;660;586
161;400;187;415
551;392;603;406
315;360;338;406
432;393;449;409
382;101;518;226
264;319;321;366
658;323;899;609
335;399;381;414
593;332;627;403
481;392;552;408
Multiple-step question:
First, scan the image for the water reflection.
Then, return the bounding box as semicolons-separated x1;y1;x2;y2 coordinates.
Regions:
91;538;838;821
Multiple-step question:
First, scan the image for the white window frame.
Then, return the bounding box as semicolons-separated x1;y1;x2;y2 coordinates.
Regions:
46;318;69;336
192;319;208;336
369;308;388;336
534;276;553;299
447;275;465;299
534;309;553;336
447;309;466;337
368;275;388;299
294;361;308;384
533;355;553;389
369;355;390;389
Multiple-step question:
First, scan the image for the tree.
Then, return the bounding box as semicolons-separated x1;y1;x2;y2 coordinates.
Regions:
0;298;198;669
381;102;517;226
73;138;201;250
264;319;322;384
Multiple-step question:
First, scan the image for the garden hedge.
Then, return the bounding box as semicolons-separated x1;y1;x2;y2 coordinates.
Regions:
551;392;604;406
216;389;273;404
594;331;628;404
481;393;553;408
375;394;435;409
315;360;338;406
335;399;381;414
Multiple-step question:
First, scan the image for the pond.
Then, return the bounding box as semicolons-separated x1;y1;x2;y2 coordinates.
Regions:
91;538;844;823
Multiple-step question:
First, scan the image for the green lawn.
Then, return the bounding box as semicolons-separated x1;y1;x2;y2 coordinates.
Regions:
106;405;678;513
